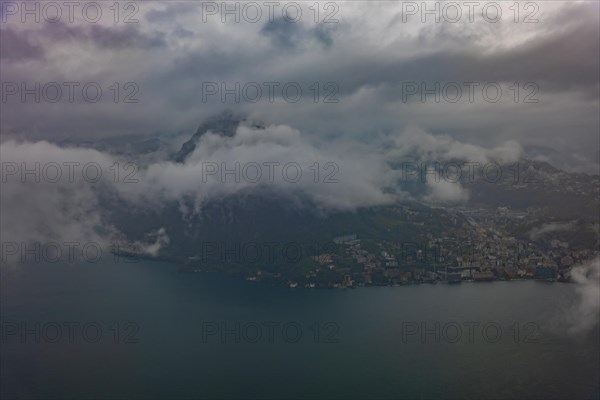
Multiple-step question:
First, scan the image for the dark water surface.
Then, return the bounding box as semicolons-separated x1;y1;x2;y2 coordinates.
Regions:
1;261;598;399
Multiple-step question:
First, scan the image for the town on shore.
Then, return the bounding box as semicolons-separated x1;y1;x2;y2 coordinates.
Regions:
181;205;598;289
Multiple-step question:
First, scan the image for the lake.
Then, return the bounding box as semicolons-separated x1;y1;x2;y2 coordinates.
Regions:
1;260;598;399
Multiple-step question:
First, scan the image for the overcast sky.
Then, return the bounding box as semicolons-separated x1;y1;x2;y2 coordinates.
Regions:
1;0;599;173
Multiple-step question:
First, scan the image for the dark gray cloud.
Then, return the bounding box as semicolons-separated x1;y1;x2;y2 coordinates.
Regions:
1;1;598;173
1;21;166;58
0;28;44;61
276;15;599;99
261;17;334;49
87;24;167;50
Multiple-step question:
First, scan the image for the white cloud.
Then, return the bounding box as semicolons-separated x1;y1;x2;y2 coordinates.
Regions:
423;171;470;204
566;257;600;334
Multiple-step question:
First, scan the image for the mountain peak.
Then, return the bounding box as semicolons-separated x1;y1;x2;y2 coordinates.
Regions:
173;110;246;163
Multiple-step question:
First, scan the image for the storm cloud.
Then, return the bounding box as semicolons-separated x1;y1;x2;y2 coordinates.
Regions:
0;1;598;172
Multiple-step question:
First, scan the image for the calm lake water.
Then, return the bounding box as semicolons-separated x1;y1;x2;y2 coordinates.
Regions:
1;261;598;399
